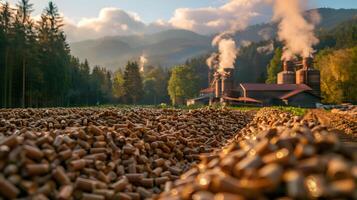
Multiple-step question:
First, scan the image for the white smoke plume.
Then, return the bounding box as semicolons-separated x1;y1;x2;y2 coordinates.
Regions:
217;38;238;73
272;0;319;60
206;52;219;69
209;32;238;73
205;0;272;74
139;55;147;72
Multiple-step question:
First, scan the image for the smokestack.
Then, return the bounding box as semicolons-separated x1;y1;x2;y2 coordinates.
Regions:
296;57;320;96
283;60;294;72
278;59;296;84
214;72;221;98
221;76;226;97
303;57;313;69
221;68;234;97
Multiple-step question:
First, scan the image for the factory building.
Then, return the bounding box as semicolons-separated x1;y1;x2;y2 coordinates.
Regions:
187;57;321;108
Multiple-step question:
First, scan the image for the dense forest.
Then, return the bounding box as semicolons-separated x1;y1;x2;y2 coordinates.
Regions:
0;0;115;108
0;0;169;108
0;1;356;108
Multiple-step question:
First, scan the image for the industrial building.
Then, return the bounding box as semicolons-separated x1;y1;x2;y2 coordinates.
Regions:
187;57;321;108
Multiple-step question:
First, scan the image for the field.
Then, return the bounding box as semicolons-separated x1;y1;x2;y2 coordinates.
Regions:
0;106;356;199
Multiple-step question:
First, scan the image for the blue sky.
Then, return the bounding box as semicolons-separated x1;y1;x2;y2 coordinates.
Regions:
8;0;357;23
6;0;356;41
8;0;223;22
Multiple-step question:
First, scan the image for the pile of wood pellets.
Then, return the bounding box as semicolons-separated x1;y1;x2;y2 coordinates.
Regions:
0;108;252;199
158;108;357;200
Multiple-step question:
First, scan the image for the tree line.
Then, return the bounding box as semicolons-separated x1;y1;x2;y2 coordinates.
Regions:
0;0;113;108
0;0;172;108
1;1;355;107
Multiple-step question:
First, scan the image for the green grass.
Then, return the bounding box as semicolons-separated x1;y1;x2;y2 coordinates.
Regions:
229;106;262;112
229;106;307;116
71;104;307;116
91;104;208;110
272;106;307;116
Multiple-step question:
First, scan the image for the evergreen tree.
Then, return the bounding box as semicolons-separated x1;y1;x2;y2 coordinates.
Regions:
266;48;282;84
143;66;170;104
37;1;70;106
143;78;157;104
0;2;13;107
14;0;34;107
79;59;90;105
0;0;112;108
123;61;143;104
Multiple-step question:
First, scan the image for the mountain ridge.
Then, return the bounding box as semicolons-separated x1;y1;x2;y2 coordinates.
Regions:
70;8;357;71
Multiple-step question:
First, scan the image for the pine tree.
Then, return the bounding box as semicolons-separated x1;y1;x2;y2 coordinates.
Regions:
37;1;70;106
0;2;13;107
80;59;90;105
15;0;34;107
266;48;282;84
0;0;112;108
123;61;143;104
143;66;170;104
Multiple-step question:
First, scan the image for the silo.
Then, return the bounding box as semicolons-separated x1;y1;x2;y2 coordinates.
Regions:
296;57;321;96
277;60;296;84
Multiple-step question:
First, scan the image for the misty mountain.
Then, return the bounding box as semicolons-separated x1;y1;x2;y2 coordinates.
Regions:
70;8;357;71
70;29;212;70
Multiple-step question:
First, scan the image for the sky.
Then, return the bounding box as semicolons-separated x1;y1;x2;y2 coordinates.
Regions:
7;0;357;41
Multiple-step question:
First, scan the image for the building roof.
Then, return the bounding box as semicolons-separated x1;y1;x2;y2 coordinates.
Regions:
240;83;312;91
200;87;214;94
188;95;211;102
280;89;321;100
223;96;262;104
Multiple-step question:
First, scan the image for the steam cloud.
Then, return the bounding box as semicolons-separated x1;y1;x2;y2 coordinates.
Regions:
139;55;147;72
213;33;238;73
205;0;272;74
206;53;219;69
272;0;319;60
209;32;238;74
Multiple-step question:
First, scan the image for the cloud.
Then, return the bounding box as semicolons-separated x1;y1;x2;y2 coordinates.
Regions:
65;7;172;41
169;0;272;34
64;0;273;42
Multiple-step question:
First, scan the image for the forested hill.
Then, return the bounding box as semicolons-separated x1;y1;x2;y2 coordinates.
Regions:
169;17;357;106
70;8;357;71
71;29;212;71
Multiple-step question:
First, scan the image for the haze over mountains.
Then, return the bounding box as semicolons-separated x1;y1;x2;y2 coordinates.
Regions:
70;8;357;71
